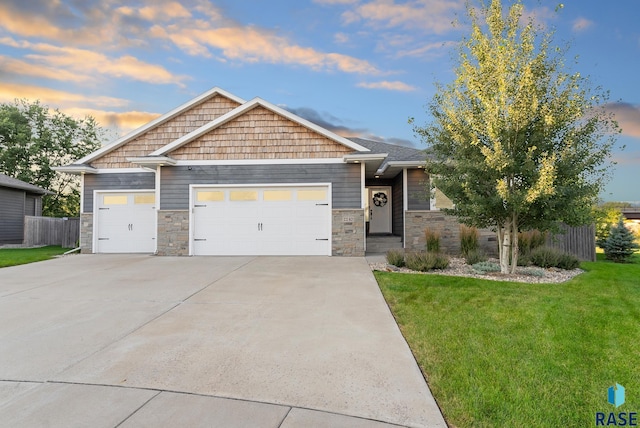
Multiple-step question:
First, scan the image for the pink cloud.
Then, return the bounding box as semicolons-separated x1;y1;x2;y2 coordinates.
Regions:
357;80;417;91
606;102;640;139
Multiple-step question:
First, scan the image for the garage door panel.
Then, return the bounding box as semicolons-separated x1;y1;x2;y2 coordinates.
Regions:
95;192;156;254
192;186;330;256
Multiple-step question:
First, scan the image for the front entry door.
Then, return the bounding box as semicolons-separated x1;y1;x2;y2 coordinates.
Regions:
369;187;392;234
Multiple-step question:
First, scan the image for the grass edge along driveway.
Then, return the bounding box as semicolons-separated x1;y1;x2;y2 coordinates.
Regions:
375;254;640;428
0;246;68;268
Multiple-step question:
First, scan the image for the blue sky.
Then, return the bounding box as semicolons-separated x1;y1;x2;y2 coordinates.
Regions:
0;0;638;202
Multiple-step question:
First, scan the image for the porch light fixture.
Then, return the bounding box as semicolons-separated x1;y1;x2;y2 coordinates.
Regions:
374;175;380;178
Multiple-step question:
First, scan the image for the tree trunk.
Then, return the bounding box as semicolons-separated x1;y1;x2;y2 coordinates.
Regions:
510;214;519;274
499;221;511;274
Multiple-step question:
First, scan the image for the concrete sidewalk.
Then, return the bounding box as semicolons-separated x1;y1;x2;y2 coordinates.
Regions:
0;255;446;427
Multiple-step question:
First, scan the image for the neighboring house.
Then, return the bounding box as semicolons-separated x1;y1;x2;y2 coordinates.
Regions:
0;173;49;244
55;87;438;256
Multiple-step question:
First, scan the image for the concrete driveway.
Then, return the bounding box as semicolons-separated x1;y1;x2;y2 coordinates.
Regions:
0;255;446;428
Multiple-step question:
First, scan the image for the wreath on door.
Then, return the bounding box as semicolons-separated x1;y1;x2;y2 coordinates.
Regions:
373;192;388;207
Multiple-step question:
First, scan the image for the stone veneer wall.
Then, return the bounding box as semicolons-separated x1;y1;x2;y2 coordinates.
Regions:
156;210;189;256
80;213;93;254
405;211;461;255
332;209;365;256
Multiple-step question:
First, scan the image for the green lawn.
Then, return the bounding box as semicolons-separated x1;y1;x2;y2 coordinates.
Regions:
375;253;640;427
0;246;69;268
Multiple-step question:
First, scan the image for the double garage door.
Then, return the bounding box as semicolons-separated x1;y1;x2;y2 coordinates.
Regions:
93;185;331;256
192;185;331;256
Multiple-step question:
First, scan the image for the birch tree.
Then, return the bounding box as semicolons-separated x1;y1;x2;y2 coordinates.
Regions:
413;0;619;273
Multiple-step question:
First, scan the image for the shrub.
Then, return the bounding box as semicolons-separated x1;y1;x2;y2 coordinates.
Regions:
424;228;441;253
521;267;545;277
405;251;450;272
518;230;547;256
464;249;487;265
557;253;581;270
386;249;405;267
472;261;501;274
603;218;639;263
460;225;479;256
529;247;580;269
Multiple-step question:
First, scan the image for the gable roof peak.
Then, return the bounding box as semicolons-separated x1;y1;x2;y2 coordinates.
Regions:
75;87;246;165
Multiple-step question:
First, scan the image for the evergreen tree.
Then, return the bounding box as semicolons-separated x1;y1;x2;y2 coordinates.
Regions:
603;219;639;263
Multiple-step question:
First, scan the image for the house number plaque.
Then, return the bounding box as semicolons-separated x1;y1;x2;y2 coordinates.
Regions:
342;215;354;223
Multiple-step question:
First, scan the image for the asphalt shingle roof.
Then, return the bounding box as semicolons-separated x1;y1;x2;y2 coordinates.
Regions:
0;173;50;194
347;137;427;169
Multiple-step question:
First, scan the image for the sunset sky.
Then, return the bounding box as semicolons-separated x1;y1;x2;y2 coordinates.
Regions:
0;0;638;201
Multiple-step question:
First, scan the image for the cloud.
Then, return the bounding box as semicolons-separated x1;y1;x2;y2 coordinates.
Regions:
520;6;557;28
342;0;463;34
606;102;640;139
284;106;368;136
334;32;350;44
0;0;380;77
284;105;418;147
0;82;129;108
63;108;162;135
0;81;160;135
395;40;457;59
155;25;380;74
0;37;188;87
572;17;594;33
357;81;417;91
314;0;358;4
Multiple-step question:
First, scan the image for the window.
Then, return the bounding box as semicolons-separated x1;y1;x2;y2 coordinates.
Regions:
230;190;258;201
103;195;128;205
134;194;155;204
297;189;327;201
197;191;224;202
264;190;292;201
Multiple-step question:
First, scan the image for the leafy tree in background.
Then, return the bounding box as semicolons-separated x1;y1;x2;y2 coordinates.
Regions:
0;100;103;217
603;218;639;262
412;0;620;273
593;202;623;248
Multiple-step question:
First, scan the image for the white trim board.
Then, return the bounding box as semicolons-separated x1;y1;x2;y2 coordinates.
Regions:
174;158;345;166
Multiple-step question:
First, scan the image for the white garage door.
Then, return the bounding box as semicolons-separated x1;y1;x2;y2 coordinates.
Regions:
192;185;331;256
95;191;156;253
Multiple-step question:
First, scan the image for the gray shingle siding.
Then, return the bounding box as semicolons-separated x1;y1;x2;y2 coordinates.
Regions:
407;169;430;210
83;173;155;213
160;164;361;210
0;187;25;244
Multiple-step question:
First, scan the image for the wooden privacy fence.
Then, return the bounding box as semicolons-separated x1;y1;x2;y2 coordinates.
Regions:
23;216;80;248
546;223;596;262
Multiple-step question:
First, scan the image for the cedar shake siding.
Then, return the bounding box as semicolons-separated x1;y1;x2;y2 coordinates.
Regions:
83;173;155;212
169;106;354;161
159;164;361;210
91;95;241;169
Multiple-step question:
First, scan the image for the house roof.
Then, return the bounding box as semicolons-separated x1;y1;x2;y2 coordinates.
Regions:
150;97;370;156
347;138;427;178
0;173;51;195
75;87;246;165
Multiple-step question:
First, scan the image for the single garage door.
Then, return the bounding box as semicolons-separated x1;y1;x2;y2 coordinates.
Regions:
95;191;156;253
192;185;331;256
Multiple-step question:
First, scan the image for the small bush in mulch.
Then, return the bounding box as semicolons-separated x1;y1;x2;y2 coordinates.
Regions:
472;261;501;274
464;249;487;265
386;249;405;267
405;251;450;272
529;247;580;270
